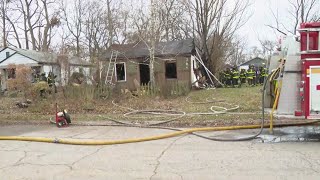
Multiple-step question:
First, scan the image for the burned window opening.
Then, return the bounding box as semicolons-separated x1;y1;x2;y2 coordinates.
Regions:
7;68;16;79
116;63;126;81
165;61;177;79
139;64;150;85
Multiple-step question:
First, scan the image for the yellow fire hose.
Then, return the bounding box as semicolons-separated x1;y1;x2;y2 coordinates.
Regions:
270;90;280;133
0;67;314;145
0;125;262;145
268;66;283;134
270;80;282;134
0;120;318;145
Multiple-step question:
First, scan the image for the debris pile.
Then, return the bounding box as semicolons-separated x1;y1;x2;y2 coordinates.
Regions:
15;99;32;108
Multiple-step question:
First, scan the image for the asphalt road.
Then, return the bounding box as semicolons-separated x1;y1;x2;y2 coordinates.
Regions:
0;124;320;180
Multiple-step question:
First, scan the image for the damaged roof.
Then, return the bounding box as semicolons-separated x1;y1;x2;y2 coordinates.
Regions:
68;56;92;66
104;39;195;60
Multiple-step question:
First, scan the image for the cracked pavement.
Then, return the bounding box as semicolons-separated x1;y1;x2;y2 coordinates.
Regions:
0;125;320;180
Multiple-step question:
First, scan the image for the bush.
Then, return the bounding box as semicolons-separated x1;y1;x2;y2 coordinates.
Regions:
138;83;160;96
70;72;85;85
28;81;50;99
63;84;112;100
7;64;32;99
136;82;190;98
160;82;190;98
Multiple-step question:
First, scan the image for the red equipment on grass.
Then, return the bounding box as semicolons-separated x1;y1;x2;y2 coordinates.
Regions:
55;103;71;128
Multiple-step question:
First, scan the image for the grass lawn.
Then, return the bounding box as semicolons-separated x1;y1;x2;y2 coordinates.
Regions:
0;86;264;127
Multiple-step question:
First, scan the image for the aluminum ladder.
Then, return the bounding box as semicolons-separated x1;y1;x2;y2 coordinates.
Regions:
105;50;118;85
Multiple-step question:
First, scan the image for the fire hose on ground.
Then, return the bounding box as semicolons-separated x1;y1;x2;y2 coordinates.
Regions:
0;70;319;145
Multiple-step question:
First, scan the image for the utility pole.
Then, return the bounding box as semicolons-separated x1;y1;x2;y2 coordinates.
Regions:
149;0;156;87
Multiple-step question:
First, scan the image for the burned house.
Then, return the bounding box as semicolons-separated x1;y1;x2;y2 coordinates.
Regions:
101;39;201;90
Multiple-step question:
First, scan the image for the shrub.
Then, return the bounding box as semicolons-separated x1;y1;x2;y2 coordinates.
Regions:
138;83;160;96
7;64;32;99
28;81;50;99
70;72;85;85
160;81;190;98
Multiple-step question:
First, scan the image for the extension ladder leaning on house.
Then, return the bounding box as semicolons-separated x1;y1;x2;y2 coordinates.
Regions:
105;50;119;85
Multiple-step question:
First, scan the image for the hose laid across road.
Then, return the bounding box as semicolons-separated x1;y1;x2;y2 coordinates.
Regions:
0;120;319;145
1;69;317;145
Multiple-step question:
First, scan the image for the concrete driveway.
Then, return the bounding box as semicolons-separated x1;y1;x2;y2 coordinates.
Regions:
0;124;320;180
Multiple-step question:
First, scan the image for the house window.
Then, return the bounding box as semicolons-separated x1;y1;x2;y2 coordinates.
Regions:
165;61;177;79
7;68;16;79
115;63;126;81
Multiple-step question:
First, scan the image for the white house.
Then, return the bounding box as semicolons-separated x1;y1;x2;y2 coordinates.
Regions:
0;47;92;90
238;57;267;70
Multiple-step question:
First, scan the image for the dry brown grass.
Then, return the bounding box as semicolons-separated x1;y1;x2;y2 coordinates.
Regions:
0;86;263;126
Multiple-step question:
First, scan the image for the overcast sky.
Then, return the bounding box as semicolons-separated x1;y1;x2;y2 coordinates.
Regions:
240;0;320;49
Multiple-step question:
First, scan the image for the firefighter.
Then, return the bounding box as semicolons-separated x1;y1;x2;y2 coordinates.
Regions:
38;73;48;97
231;67;239;87
47;72;57;93
253;66;257;86
258;66;266;85
224;68;232;87
32;69;40;83
239;69;247;86
255;67;261;85
247;65;255;86
35;73;40;82
40;73;47;82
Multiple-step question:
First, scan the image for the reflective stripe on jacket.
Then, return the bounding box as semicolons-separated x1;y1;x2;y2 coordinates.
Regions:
232;71;239;79
247;69;255;79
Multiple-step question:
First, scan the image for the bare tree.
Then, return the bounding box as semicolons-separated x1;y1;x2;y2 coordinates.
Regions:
106;0;113;47
0;0;11;47
83;0;110;64
128;0;189;43
113;9;130;45
288;0;318;35
259;39;276;58
311;14;320;22
149;0;156;87
40;0;60;51
61;0;86;56
158;0;187;41
266;9;287;36
268;0;320;35
6;14;22;48
21;0;40;50
225;37;247;66
249;46;263;59
12;0;41;49
183;0;251;78
126;1;151;43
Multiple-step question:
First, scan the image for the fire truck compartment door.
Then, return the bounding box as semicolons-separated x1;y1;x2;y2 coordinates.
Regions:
310;67;320;113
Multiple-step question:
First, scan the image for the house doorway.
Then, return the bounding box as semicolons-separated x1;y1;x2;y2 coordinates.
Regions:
139;64;150;85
